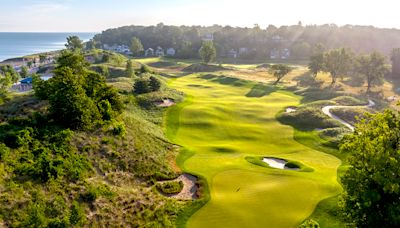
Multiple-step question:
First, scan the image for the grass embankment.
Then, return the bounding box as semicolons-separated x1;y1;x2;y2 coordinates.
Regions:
0;72;191;227
164;73;342;227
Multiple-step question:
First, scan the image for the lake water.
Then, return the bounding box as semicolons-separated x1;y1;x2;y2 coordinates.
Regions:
0;32;96;61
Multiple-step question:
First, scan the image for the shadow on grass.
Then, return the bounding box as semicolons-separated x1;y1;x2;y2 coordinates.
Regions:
245;83;277;97
198;74;246;87
293;71;324;88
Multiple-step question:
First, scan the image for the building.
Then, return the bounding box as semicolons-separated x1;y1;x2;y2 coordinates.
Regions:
103;44;132;55
238;48;249;55
145;48;154;57
202;34;214;42
155;47;165;57
269;48;291;59
227;49;238;58
166;48;176;56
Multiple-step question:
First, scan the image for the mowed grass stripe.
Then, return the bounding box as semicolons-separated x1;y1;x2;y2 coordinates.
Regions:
165;73;341;227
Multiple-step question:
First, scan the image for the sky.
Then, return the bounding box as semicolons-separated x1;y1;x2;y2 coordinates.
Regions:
0;0;399;32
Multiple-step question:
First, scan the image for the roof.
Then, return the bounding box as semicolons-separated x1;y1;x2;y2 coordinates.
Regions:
20;77;33;84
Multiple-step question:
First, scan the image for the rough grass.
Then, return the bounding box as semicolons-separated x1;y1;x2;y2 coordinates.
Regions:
165;73;341;227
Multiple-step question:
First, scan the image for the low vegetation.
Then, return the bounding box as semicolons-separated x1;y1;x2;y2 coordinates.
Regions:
157;181;184;195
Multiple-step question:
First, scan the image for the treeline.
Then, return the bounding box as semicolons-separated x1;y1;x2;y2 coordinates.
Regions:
93;23;400;59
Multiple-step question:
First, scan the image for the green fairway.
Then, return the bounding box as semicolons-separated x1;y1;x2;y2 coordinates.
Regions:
165;73;342;227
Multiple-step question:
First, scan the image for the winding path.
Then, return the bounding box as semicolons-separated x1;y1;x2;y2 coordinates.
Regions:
321;99;375;131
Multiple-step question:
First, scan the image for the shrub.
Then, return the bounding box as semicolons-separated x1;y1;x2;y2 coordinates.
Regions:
98;100;113;121
157;181;184;194
69;201;85;226
110;121;126;137
149;76;161;92
133;78;151;94
299;219;320;228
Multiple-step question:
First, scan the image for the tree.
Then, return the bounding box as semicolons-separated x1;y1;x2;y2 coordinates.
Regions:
130;37;144;57
324;48;353;85
308;53;325;79
39;54;47;63
391;48;400;77
149;76;161;92
86;39;96;50
357;52;388;93
125;60;135;77
340;110;400;227
199;41;216;64
65;36;84;51
269;64;292;84
133;78;150;94
48;67;101;130
20;66;29;78
27;61;33;68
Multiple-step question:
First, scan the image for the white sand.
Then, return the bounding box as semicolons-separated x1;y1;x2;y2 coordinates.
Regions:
156;99;175;107
262;158;287;169
286;107;296;113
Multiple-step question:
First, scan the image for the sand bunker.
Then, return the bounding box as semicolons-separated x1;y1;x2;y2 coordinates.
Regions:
286;107;296;113
158;173;198;200
262;157;299;170
156;99;175;107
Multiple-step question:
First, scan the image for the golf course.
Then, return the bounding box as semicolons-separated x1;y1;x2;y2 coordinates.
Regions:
165;73;342;227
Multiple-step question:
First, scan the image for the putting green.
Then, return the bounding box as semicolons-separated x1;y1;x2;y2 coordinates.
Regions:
165;73;341;227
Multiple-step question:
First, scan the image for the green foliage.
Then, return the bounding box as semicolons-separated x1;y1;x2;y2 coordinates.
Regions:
20;66;29;78
109;121;126;137
278;106;340;130
323;48;354;84
0;65;20;83
356;52;388;92
340;110;400;227
34;50;123;130
298;219;320;228
157;181;184;194
269;64;293;84
130;37;144;56
199;41;216;64
139;64;151;74
133;76;161;94
308;52;324;78
69;201;85;226
65;36;84;51
48;67;101;130
149;76;161;91
125;59;135;77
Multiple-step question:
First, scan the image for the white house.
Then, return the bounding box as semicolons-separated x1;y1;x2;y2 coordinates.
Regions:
145;48;154;57
238;48;249;55
202;34;214;42
155;47;165;56
281;48;290;59
227;49;238;58
166;48;176;56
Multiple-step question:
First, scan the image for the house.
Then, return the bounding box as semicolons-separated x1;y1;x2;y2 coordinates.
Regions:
238;48;249;55
155;47;164;57
269;48;291;59
166;48;176;56
202;34;214;42
271;35;282;42
281;48;291;59
270;49;280;59
145;48;154;57
103;44;132;54
227;49;238;58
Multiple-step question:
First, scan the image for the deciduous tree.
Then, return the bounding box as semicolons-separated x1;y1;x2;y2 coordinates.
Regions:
199;41;216;64
340;110;400;227
357;52;388;93
269;64;292;84
130;37;144;57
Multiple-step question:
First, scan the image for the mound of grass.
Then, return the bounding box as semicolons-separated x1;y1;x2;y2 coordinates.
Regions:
332;96;366;106
256;63;271;69
182;63;227;72
278;106;341;130
157;181;184;194
330;107;372;126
